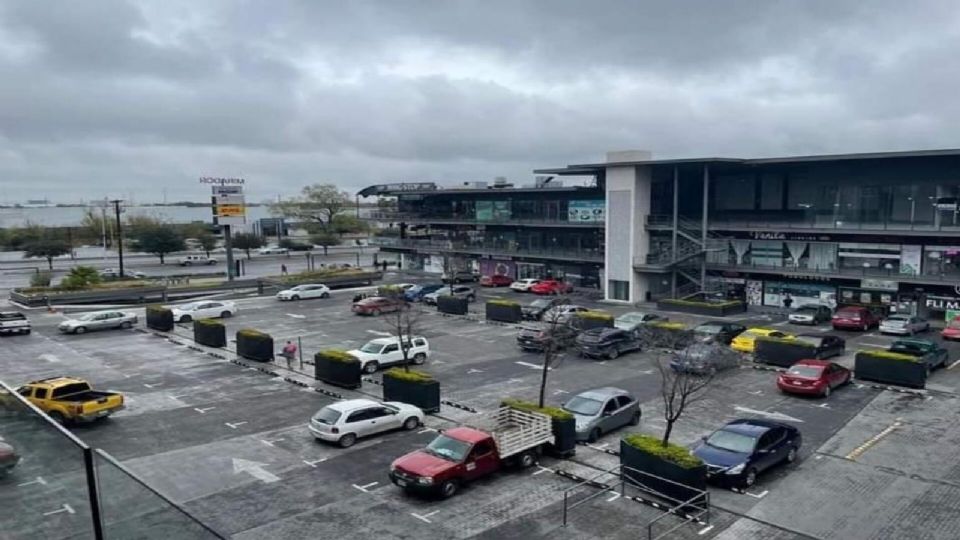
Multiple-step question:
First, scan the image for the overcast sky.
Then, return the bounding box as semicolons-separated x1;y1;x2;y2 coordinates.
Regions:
1;1;959;204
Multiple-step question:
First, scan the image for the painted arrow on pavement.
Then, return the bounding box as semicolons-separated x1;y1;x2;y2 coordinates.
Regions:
232;458;280;483
733;406;804;423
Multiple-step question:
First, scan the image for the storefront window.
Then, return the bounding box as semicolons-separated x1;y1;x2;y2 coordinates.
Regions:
923;246;960;277
608;280;630;301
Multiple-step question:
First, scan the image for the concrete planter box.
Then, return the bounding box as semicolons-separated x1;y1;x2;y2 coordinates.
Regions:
754;339;817;367
11;286;167;307
145;307;174;332
547;417;577;458
572;315;614;331
854;352;928;389
193;320;226;348
236;330;274;362
437;296;469;315
314;352;362;389
620;440;707;511
383;376;440;413
657;300;746;317
639;326;694;350
261;271;383;293
485;302;522;323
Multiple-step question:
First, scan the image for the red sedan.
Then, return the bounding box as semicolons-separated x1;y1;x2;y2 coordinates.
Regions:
529;279;574;295
480;274;514;287
352;296;405;316
777;359;851;397
942;317;960;340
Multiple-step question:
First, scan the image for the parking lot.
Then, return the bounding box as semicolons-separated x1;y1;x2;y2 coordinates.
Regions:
4;275;960;539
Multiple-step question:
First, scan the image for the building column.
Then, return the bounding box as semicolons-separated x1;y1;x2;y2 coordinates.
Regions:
671;166;679;297
701;164;710;289
605;160;652;303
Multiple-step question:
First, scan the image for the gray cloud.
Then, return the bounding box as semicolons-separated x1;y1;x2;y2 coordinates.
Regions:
1;0;959;203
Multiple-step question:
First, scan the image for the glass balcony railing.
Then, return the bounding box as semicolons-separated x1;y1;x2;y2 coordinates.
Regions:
365;211;602;226
705;260;960;283
647;214;960;233
370;237;603;261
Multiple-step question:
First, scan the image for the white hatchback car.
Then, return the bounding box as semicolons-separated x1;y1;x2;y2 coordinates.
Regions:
276;284;331;301
170;301;237;322
309;399;424;447
177;254;217;266
348;336;430;373
259;246;289;255
510;278;541;292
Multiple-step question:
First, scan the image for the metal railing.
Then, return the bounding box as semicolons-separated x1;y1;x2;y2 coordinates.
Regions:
649;213;960;233
365;211;603;227
705;261;960;283
371;237;604;262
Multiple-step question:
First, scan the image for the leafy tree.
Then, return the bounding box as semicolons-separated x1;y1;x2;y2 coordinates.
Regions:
132;225;184;264
60;266;102;290
272;184;352;230
125;215;164;239
22;236;71;270
80;207;112;247
231;233;264;260
310;231;340;255
196;230;218;257
331;214;369;236
30;271;51;287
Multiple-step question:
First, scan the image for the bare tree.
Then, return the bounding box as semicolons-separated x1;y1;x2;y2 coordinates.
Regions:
535;296;574;407
380;288;424;372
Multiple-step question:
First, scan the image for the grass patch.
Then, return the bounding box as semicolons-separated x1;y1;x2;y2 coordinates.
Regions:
649;321;687;330
858;349;921;362
500;398;574;421
755;335;803;345
487;298;521;308
237;328;271;340
576;310;614;321
316;349;359;364
623;433;704;469
384;368;435;384
16;281;153;295
145;305;171;316
194;318;224;328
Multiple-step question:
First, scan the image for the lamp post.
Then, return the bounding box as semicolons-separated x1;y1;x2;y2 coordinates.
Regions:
111;199;124;275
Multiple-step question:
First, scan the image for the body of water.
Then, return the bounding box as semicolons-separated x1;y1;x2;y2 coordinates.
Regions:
0;205;275;228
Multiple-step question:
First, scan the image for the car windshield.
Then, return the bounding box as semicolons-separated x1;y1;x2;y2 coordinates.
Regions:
796;306;818;313
178;303;200;311
950;319;960;329
424;434;471;462
312;407;341;425
529;299;550;308
563;396;604;416
695;324;722;334
890;342;927;355
360;342;384;354
616;313;645;324
705;429;757;454
885;316;909;323
435;287;451;295
743;329;766;338
77;313;100;321
787;365;823;378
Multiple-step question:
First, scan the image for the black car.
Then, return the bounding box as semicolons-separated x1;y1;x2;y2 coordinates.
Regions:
692;322;746;345
516;323;579;352
442;270;480;284
692;419;802;488
575;328;641;359
521;298;562;321
795;334;846;359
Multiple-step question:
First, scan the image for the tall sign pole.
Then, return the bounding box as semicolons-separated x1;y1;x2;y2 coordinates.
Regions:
201;177;246;282
111;199;125;275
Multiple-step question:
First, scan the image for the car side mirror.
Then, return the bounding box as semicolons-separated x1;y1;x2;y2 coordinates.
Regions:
757;448;770;455
602;411;612;417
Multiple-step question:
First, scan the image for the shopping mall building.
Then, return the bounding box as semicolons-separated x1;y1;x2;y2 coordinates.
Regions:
363;148;960;320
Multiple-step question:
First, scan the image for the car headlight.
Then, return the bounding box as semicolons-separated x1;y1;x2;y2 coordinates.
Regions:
726;463;745;475
417;476;434;485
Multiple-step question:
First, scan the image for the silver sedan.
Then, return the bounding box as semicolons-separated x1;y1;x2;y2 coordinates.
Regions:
562;387;640;443
58;311;138;334
879;315;929;336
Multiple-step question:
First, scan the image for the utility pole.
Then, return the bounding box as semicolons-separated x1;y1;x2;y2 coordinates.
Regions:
112;199;125;275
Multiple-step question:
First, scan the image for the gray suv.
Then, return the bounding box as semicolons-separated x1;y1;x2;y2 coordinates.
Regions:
562;387;640;443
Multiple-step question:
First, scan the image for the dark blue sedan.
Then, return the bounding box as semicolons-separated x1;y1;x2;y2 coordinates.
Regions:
404;284;444;302
692;419;801;488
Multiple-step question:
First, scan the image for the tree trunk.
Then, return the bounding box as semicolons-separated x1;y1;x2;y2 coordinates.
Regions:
662;421;675;446
160;253;165;264
538;358;550;407
323;245;328;255
46;257;53;270
245;249;251;260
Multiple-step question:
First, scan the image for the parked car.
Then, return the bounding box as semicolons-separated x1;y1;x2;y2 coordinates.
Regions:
99;268;147;279
521;298;562;321
16;377;125;423
258;246;289;255
670;342;741;374
480;274;514;287
442;270;480;283
0;311;30;336
793;334;846;359
692;419;802;488
516;322;579;352
879;315;929;336
0;442;20;477
614;312;662;334
309;399;424;448
777;359;851;397
390;407;553;498
510;278;541;292
542;304;590;325
286;243;313;252
177;254;217;266
352;296;406;315
58;311;138;334
561;387;640;443
529;279;574;295
276;283;331;301
575;328;641;359
692;321;746;345
730;328;793;353
831;306;881;331
170;301;236;323
348;336;430;373
788;305;833;325
423;285;476;305
404;283;445;302
942;316;960;341
888;338;949;371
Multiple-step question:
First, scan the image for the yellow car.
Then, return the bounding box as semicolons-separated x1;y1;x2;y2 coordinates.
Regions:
730;328;793;353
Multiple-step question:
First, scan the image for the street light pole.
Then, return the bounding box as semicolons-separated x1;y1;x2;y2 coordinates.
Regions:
111;199;124;275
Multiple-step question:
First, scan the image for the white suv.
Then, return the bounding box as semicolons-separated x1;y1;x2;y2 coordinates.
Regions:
348;336;430;373
177;254;217;266
510;278;541;292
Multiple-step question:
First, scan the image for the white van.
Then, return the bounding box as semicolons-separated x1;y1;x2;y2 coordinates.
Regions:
348;336;430;373
177;254;217;266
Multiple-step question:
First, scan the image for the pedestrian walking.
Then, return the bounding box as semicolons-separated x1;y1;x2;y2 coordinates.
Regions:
281;340;297;369
281;264;288;276
782;293;793;309
382;260;388;272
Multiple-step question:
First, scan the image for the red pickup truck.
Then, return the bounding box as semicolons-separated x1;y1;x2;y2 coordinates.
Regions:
389;407;554;498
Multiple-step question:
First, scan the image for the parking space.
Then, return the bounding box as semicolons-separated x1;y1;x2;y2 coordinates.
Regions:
5;281;960;538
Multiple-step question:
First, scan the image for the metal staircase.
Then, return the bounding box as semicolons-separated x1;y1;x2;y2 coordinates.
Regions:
637;214;731;297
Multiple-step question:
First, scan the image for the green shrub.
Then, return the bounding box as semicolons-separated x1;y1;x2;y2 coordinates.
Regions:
649;321;687;330
195;318;224;328
487;298;521;307
316;349;359;364
755;335;802;345
859;349;921;363
237;328;270;340
281;268;368;283
577;310;614;321
30;271;51;287
146;305;171;316
500;398;574;421
623;433;704;469
384;368;435;384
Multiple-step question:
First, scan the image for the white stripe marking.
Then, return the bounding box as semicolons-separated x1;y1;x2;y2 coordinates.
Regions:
353;481;379;492
947;358;960;370
43;504;75;516
698;525;715;535
411;510;439;523
285;313;306;319
606;492;621;502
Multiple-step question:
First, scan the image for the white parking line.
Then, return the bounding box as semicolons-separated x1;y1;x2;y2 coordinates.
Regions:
418;427;437;434
194;407;216;414
552;389;569;395
467;368;484;374
225;421;248;429
260;438;284;447
411;510;439;523
303;458;328;467
515;361;551;371
143;382;162;388
948;359;960;370
353;481;378;493
587;442;609;450
285;313;306;319
533;465;554;475
745;490;768;499
17;477;47;487
43;504;75;516
606;492;621;502
698;525;715;535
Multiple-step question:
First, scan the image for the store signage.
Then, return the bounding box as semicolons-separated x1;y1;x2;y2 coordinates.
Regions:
925;295;960;312
200;177;245;185
748;231;833;242
861;278;898;291
568;200;605;222
208;182;246;226
358;182;437;196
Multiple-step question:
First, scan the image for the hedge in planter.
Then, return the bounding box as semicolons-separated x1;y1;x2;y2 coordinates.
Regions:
314;349;362;389
620;433;707;511
485;299;522;323
146;305;174;332
501;398;576;458
236;328;274;362
657;299;746;317
377;284;404;297
572;310;614;331
193;318;226;348
640;322;693;350
854;349;928;389
437;295;469;315
383;368;440;413
754;337;817;367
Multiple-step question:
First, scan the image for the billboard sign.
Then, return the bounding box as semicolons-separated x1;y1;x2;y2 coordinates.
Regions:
569;200;605;222
206;180;246;226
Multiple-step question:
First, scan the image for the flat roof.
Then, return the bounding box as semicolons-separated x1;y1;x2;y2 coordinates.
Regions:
358;185;599;196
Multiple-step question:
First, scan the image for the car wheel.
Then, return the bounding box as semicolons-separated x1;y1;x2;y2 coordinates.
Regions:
74;326;87;334
292;295;300;301
862;323;868;331
121;321;132;329
180;315;192;323
412;353;426;365
822;385;831;398
321;292;329;299
439;479;459;499
338;433;357;448
608;349;619;360
742;468;758;488
183;261;192;266
786;447;798;464
518;451;536;468
221;311;232;318
629;411;641;426
467;295;475;302
372;309;381;316
403;416;420;430
49;411;66;424
363;361;379;374
588;428;601;443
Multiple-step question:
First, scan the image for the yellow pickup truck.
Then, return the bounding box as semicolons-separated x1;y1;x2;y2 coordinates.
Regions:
16;377;124;423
